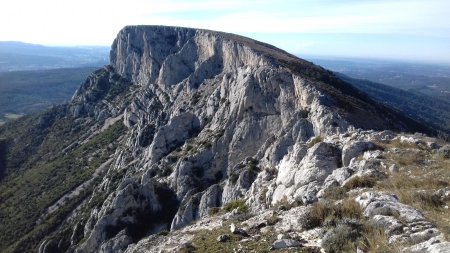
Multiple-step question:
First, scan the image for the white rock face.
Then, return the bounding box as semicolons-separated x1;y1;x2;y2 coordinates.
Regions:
342;141;375;166
272;142;341;205
356;191;447;247
274;206;311;232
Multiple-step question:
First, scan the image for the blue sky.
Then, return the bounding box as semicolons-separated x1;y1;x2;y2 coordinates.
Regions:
1;0;449;64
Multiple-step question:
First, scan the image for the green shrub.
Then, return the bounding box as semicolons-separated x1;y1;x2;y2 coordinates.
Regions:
229;173;239;185
158;230;170;236
308;136;323;148
223;200;249;214
321;223;361;253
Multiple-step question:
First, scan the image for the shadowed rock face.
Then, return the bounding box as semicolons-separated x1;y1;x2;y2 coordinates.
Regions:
3;26;443;253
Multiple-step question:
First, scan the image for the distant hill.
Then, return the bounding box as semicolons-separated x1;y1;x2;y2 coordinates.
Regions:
337;73;450;136
0;41;109;72
306;56;450;100
0;67;98;125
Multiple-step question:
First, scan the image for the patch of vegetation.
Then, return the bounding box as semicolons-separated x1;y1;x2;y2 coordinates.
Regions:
343;175;377;190
306;199;363;229
322;218;399;253
177;243;196;253
308;136;323;148
223;200;249;214
229;172;239;185
273;196;302;211
208;207;221;216
375;140;450;239
305;198;395;253
321;221;363;253
247;158;260;173
213;129;225;140
0;114;125;252
0;67;99;124
266;214;281;226
157;230;170;236
191;92;202;105
340;74;450;135
190;222;318;253
411;191;445;208
323;186;348;200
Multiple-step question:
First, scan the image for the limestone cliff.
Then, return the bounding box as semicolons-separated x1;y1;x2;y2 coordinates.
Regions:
0;26;448;253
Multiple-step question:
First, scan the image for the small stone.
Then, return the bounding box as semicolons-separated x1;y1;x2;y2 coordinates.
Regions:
389;164;399;173
230;223;249;237
357;247;365;253
217;234;231;242
271;239;302;249
256;222;267;229
426;142;440;149
277;234;287;240
260;226;271;234
438;145;450;159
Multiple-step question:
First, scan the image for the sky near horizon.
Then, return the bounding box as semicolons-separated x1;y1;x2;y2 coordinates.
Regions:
1;0;449;64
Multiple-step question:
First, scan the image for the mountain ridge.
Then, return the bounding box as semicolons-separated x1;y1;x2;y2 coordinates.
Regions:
0;25;449;253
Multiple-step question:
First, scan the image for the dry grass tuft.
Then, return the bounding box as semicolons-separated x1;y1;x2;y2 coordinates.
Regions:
323;186;348;200
374;140;450;239
360;226;402;253
306;199;363;229
344;175;377;190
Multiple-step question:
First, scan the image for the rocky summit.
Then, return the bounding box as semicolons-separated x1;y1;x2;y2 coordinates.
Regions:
0;25;449;253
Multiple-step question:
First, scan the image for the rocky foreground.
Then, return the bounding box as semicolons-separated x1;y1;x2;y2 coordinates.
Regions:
125;132;450;253
0;26;448;253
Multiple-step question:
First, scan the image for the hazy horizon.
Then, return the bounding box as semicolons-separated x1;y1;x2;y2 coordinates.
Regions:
1;0;449;64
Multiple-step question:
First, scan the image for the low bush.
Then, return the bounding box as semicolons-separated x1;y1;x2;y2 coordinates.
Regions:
306;199;362;229
223;200;249;214
322;222;361;253
305;201;332;229
157;230;170;236
308;136;323;148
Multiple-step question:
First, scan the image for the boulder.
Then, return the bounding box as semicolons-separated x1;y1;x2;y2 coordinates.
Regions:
271;239;302;249
438;145;450;159
230;223;249;237
217;234;230;242
342;141;375;166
